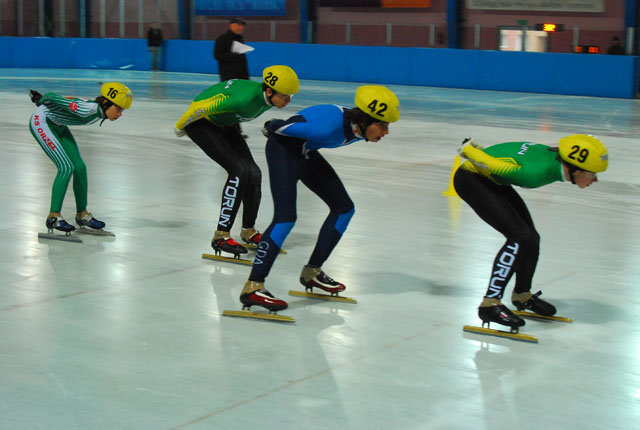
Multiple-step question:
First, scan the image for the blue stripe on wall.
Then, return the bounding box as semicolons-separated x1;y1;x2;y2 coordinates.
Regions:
0;37;637;99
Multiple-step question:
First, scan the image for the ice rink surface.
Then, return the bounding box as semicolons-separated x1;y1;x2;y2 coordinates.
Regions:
0;68;639;429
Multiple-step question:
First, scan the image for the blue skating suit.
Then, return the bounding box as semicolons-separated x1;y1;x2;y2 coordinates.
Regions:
249;104;361;282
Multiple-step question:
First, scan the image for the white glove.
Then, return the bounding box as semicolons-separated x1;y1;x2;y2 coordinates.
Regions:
457;137;482;157
174;126;186;138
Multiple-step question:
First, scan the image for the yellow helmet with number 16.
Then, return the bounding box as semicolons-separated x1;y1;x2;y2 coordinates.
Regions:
558;134;608;173
355;85;400;123
100;82;133;109
262;65;299;96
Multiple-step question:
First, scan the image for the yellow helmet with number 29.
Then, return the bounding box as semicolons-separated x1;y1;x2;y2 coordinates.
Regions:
355;85;400;123
262;65;299;96
558;134;608;173
100;82;133;109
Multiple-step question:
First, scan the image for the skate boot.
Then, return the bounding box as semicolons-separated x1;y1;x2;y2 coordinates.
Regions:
478;298;525;329
299;265;346;295
512;290;557;317
75;212;106;230
46;216;75;233
211;230;247;256
239;281;288;312
240;227;262;246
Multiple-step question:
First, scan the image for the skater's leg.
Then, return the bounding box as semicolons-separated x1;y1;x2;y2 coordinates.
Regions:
54;130;89;214
506;196;540;295
29;113;73;214
300;151;354;268
454;169;538;300
185;121;254;234
248;137;301;283
222;128;263;231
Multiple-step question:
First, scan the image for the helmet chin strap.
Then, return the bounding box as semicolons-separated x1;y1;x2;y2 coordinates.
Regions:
566;164;579;184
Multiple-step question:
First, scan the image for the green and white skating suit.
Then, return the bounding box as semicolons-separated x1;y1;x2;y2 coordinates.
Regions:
460;141;563;188
175;79;271;130
28;93;104;213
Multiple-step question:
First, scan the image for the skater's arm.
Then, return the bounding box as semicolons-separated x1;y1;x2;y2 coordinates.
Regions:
39;93;99;120
460;145;521;177
175;94;231;130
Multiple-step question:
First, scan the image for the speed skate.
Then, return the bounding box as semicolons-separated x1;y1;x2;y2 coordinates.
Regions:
512;310;573;323
463;324;538;343
290;265;357;304
76;225;115;237
222;309;294;323
464;303;537;343
288;290;357;304
203;236;253;266
202;250;253;266
38;230;82;243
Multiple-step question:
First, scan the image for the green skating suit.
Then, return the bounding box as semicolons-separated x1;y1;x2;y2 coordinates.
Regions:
460;141;563;188
28;93;104;213
175;79;271;130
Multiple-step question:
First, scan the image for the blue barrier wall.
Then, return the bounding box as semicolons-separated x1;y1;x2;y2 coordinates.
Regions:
1;37;638;99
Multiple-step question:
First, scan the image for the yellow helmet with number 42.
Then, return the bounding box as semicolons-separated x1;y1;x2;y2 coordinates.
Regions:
100;82;133;109
558;134;608;173
262;65;299;96
355;85;400;123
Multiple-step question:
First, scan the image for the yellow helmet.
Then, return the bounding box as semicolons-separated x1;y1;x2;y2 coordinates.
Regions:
100;82;133;109
558;134;608;173
355;85;400;123
262;65;299;96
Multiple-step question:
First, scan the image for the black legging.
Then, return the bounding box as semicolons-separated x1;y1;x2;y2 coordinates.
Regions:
249;136;355;283
185;120;261;232
453;168;540;299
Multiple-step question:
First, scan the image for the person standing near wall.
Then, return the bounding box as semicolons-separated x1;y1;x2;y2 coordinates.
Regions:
147;22;164;70
214;18;249;81
214;18;251;137
606;36;625;55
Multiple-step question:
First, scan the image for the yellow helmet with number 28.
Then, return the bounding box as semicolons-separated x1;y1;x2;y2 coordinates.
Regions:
558;134;608;173
355;85;400;123
262;65;299;96
100;82;133;109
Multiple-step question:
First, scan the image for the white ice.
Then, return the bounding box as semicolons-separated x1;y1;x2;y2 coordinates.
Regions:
0;69;639;429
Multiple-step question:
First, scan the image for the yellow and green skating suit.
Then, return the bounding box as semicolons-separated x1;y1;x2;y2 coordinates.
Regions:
28;93;104;213
460;141;563;188
175;79;271;130
454;141;564;300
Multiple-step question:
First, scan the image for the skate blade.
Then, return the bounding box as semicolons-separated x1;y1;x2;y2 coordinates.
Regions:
288;290;357;304
202;253;252;266
242;243;287;254
77;226;115;237
38;232;82;243
512;310;573;323
463;325;538;343
222;310;294;323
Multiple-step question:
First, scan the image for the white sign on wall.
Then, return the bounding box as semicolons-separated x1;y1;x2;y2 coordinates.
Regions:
467;0;604;12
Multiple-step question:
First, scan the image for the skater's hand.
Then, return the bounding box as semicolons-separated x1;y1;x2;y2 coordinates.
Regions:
262;118;285;138
29;89;43;106
261;124;271;138
458;137;482;157
173;126;186;138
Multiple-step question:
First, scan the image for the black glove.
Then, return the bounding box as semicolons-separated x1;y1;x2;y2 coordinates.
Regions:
262;118;285;138
29;89;43;106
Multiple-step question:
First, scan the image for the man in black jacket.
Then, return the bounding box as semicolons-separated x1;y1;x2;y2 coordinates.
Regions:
147;22;163;70
214;18;249;81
